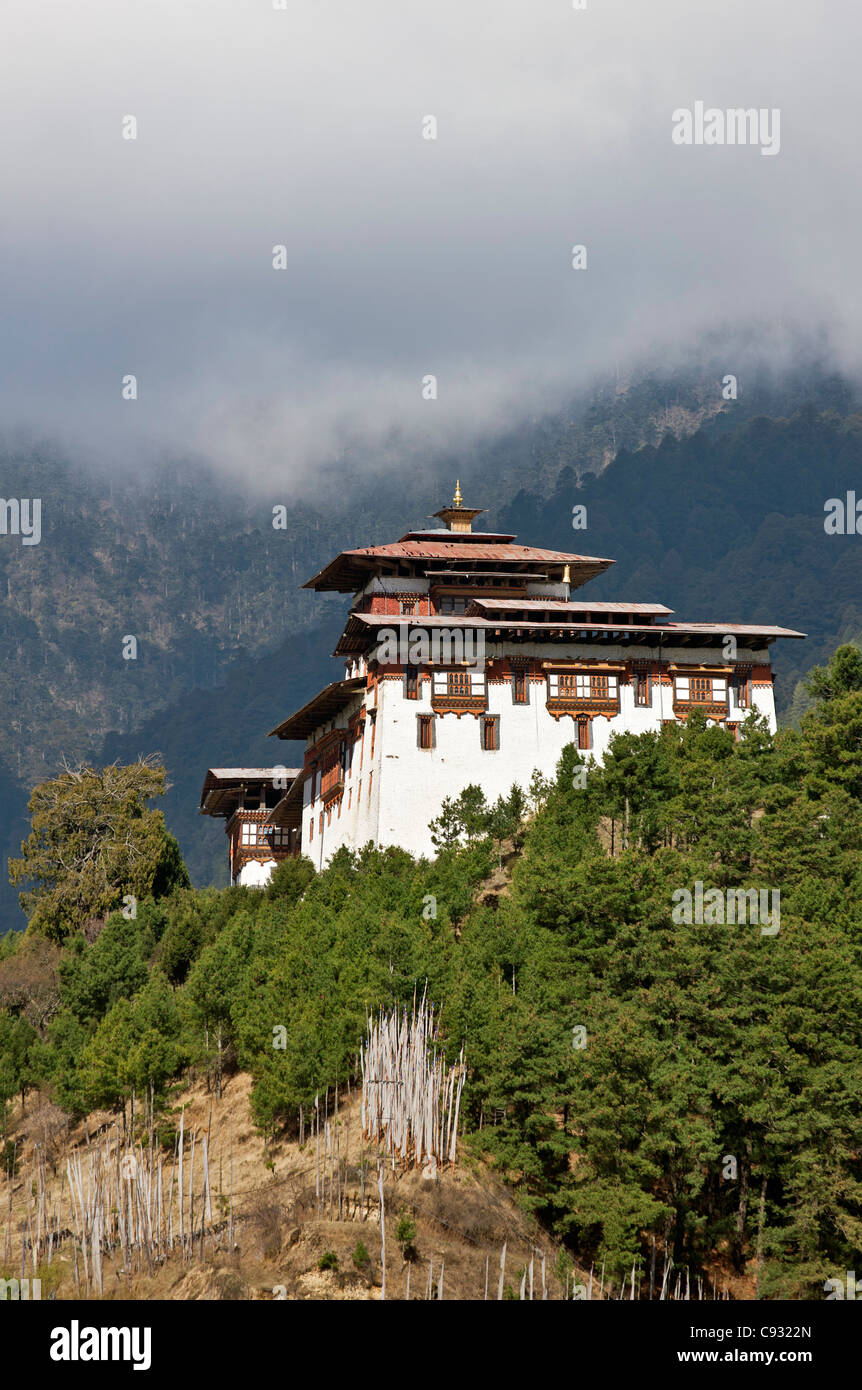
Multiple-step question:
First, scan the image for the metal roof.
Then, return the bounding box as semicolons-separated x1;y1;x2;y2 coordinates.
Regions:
304;541;614;592
200;767;300;816
268;676;365;741
203;767;286;782
266;771;308;830
332;611;805;656
468;598;674;615
662;622;806;637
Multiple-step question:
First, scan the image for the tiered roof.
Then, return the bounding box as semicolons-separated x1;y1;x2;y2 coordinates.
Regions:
303;539;613;593
303;484;613;592
266;485;805;744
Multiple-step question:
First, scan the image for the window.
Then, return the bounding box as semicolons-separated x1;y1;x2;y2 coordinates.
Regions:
369;712;377;759
404;665;420;699
417;714;435;749
691;676;711;702
511;667;529;705
431;668;487;708
400;598;418;615
576;717;591;751
308;818;313;842
319;811;324;834
267;827;289;848
550;671;618;701
634;669;651;707
368;771;373;802
240;822;259;846
675;675;727;704
735;671;751;709
481;716;500;751
438;595;468;615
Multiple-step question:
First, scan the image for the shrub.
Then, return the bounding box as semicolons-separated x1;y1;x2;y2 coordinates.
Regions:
352;1240;371;1271
395;1210;418;1262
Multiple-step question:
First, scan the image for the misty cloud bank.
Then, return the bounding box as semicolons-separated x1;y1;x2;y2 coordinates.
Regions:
0;0;858;491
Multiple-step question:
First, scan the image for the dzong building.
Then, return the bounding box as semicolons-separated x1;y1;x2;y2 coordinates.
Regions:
200;485;804;884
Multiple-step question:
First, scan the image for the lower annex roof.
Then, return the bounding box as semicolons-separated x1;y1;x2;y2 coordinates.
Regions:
266;771;307;830
200;767;301;816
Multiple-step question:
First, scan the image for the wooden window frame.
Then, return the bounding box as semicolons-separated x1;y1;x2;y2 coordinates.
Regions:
417;713;435;750
404;665;421;700
480;715;500;751
447;670;472;698
633;668;651;707
511;666;529;705
546;668;620;716
674;675;728;704
431;667;488;714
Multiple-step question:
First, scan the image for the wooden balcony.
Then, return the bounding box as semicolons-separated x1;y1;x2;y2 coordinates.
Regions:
430;692;488;717
320;766;346;802
672;699;729;720
546;695;620;720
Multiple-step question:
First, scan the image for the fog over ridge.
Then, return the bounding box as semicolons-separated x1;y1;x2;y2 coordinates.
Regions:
0;0;858;491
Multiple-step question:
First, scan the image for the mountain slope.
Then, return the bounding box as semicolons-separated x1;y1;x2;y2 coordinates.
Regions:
2;379;861;925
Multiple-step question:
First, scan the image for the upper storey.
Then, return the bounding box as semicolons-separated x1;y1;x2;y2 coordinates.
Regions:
302;482;614;596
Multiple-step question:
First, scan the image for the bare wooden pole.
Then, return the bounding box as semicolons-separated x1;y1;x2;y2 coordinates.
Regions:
378;1166;386;1301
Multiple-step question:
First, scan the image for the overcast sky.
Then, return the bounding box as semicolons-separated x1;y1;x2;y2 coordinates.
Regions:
0;0;858;491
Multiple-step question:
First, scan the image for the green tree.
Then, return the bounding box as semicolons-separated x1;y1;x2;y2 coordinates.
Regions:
9;759;189;941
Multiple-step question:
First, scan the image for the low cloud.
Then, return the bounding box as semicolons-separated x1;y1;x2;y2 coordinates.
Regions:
0;0;859;490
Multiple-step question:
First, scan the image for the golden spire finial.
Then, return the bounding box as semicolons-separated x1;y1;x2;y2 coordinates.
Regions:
453;479;463;508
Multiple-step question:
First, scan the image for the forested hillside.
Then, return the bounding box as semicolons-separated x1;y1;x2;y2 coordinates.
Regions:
2;648;860;1298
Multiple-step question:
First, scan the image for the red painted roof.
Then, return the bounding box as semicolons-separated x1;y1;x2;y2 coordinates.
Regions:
304;541;614;592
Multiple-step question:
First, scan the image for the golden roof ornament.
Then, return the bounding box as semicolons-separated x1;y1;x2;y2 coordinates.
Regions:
430;482;485;534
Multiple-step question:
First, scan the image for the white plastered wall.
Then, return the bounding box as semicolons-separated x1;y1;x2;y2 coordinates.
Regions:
301;642;777;866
